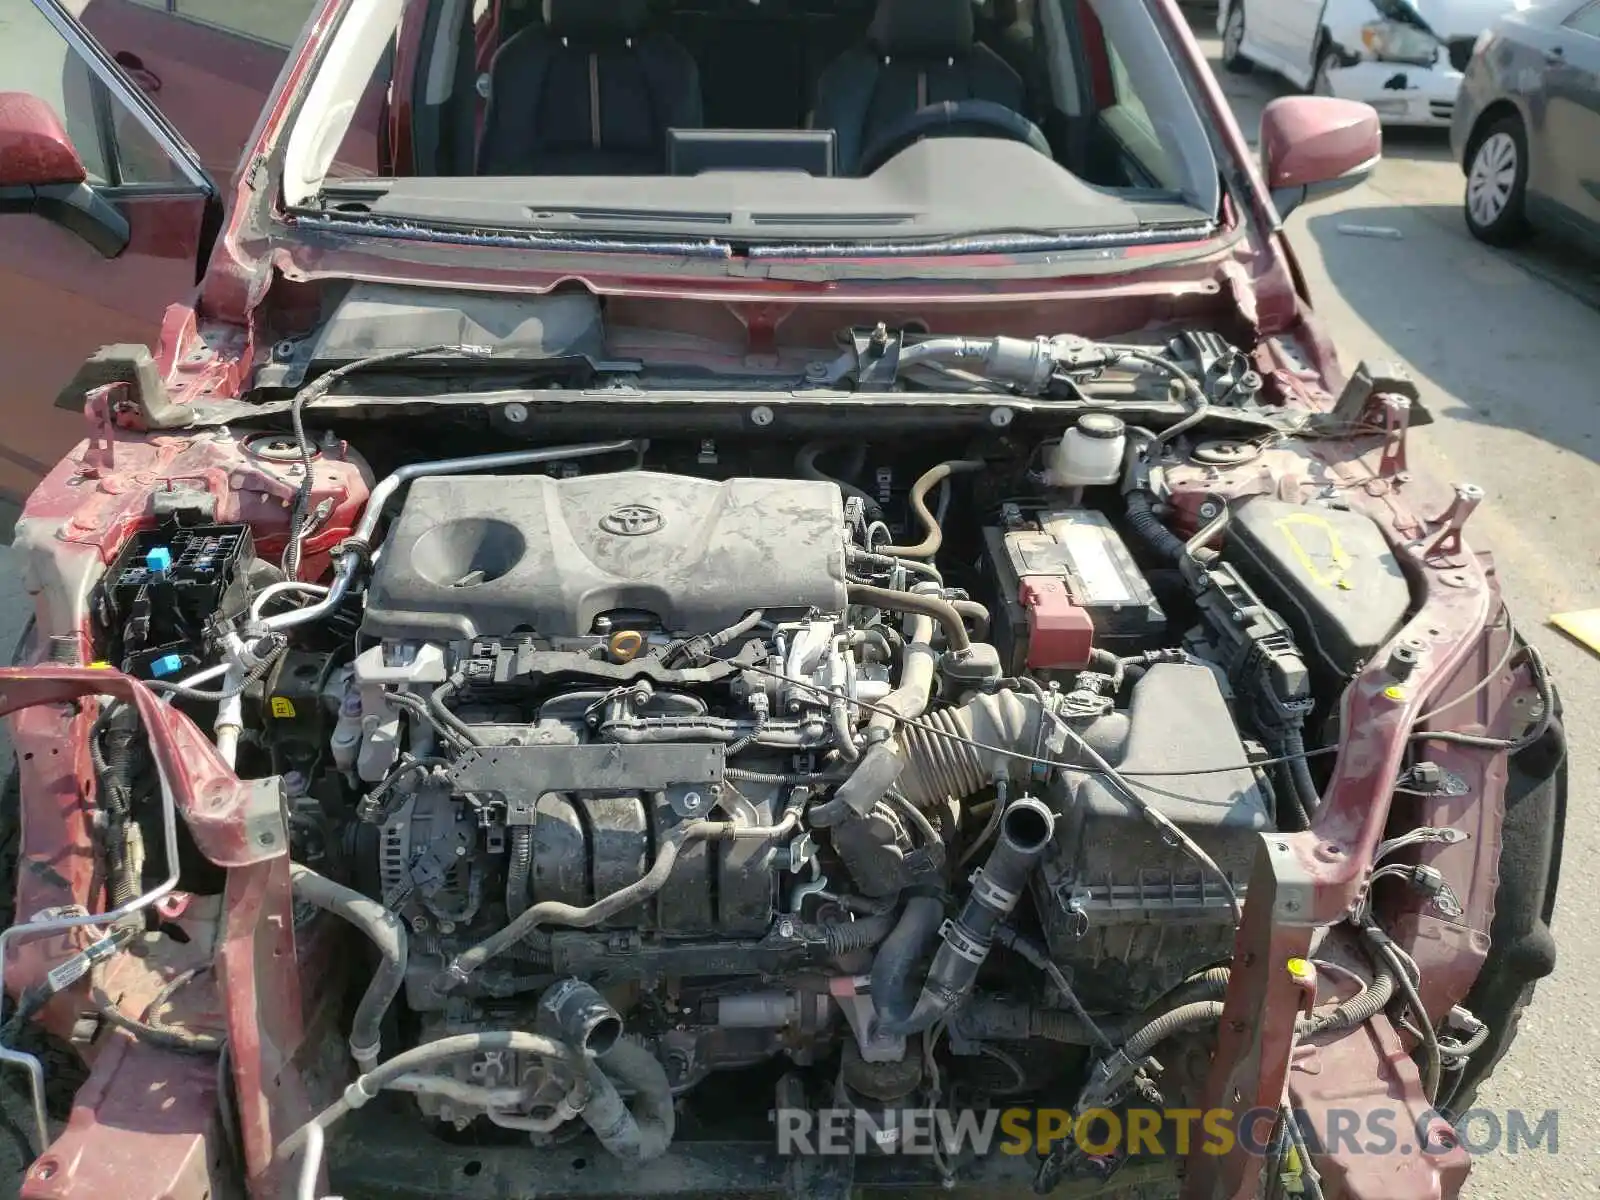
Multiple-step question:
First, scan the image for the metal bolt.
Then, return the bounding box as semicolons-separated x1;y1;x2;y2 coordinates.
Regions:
504;402;529;424
989;406;1014;428
438;920;456;934
411;916;429;932
257;830;275;847
777;918;796;938
1198;501;1221;520
274;339;298;362
682;791;704;813
750;405;775;427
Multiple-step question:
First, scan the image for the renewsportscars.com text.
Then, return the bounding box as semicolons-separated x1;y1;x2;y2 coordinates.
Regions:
772;1106;1559;1159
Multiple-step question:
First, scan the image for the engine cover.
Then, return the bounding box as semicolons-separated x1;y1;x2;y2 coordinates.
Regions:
362;471;849;642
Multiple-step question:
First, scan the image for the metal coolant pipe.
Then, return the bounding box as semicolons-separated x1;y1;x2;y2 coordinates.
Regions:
879;798;1056;1036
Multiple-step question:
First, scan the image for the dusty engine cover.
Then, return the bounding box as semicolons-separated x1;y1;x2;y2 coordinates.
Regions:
362;471;848;642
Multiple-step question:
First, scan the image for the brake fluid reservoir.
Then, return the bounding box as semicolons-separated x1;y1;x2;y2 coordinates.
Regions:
1048;414;1127;487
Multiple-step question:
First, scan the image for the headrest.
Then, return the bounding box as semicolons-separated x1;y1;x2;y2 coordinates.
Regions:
543;0;649;39
869;0;975;57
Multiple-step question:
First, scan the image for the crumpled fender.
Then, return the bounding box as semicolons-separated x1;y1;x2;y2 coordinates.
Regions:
0;666;286;869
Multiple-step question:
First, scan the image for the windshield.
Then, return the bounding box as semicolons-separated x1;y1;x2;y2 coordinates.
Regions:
282;0;1220;250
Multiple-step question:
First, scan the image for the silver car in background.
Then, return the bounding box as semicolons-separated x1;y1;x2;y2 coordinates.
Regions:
1452;0;1600;246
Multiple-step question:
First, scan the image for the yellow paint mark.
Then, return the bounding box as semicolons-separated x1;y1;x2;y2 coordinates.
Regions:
1273;513;1352;590
269;696;297;719
87;661;111;670
1383;685;1407;701
1286;957;1314;983
1551;609;1600;659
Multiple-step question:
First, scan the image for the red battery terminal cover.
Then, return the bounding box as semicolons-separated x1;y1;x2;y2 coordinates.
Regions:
1017;576;1095;670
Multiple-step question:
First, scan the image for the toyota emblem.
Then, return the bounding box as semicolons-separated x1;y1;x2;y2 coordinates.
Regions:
600;504;665;536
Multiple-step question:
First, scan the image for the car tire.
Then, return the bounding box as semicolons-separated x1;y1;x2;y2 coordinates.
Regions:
1465;114;1532;246
0;766;89;1195
1221;2;1252;73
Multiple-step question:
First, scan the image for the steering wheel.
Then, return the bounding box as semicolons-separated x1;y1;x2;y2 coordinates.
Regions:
855;99;1052;176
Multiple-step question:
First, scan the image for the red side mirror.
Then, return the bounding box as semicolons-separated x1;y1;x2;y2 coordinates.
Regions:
0;91;88;188
1259;96;1381;217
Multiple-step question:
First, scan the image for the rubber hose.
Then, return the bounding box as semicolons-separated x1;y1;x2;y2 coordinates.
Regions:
847;584;971;654
821;910;898;957
1124;490;1189;566
798;443;884;521
289;862;409;1069
579;1037;676;1162
877;460;985;559
884;799;1055;1036
1124;1000;1225;1058
275;1032;576;1162
506;827;533;918
868;895;946;1027
440;823;722;989
948;598;991;641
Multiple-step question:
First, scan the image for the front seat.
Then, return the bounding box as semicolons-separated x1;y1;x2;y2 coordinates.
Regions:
477;0;702;176
812;0;1027;176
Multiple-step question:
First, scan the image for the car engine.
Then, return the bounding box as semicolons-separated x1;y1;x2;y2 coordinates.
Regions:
83;328;1418;1183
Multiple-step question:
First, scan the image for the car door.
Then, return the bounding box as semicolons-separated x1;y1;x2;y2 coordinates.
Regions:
72;0;324;188
1252;0;1326;79
0;0;218;504
1539;0;1600;236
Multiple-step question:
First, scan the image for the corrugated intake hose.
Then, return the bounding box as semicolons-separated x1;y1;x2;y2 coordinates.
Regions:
289;862;408;1069
896;689;1046;809
579;1037;676;1162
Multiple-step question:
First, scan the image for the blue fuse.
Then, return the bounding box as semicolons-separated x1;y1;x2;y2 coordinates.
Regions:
145;547;173;574
150;655;183;678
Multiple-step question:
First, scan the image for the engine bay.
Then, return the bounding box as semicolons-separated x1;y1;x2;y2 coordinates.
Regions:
72;325;1436;1191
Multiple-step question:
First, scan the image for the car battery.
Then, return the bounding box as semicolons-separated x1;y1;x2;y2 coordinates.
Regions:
984;508;1166;672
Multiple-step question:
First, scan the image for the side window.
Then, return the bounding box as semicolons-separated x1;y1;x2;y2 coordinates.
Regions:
0;0;188;186
124;0;316;49
1106;43;1156;135
71;0;321;186
1566;0;1600;37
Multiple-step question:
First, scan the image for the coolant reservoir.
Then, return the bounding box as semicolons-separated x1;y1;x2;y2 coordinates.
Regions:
1047;414;1126;487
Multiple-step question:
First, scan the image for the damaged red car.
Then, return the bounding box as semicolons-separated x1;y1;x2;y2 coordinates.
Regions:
0;0;1565;1198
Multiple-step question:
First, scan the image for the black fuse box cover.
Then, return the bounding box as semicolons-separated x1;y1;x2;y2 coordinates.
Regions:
1223;496;1410;680
95;521;253;677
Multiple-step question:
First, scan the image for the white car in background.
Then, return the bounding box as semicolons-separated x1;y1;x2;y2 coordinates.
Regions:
1218;0;1532;126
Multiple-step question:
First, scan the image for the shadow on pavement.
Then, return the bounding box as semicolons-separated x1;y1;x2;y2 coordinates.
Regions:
1305;203;1600;466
